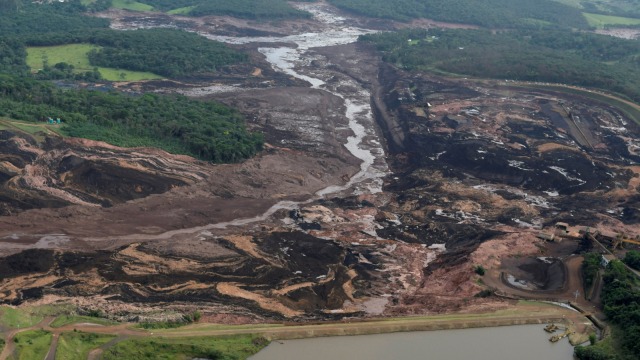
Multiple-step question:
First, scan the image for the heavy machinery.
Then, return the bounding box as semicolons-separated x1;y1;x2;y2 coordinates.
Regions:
612;236;640;250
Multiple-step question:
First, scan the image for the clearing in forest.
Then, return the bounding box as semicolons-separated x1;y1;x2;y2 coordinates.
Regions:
583;12;640;28
26;44;163;81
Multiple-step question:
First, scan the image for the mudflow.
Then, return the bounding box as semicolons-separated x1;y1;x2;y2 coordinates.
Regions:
1;2;640;322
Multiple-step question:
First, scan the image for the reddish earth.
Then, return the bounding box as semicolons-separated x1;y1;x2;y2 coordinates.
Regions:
1;2;639;325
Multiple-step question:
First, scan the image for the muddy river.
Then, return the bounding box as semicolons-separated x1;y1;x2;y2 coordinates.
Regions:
250;324;575;360
97;2;388;236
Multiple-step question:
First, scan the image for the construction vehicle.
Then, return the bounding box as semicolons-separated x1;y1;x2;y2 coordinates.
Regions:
612;236;640;250
549;330;573;342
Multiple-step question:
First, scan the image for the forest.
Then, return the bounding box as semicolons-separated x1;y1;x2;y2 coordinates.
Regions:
0;1;109;36
360;28;640;102
0;0;262;162
85;29;248;78
135;0;313;19
0;75;263;162
624;250;640;270
575;260;640;360
328;0;588;28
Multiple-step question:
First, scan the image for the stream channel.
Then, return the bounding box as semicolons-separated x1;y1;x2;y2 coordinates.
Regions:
100;2;388;239
101;4;577;358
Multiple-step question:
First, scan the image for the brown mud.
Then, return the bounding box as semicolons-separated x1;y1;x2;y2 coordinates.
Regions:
0;3;639;323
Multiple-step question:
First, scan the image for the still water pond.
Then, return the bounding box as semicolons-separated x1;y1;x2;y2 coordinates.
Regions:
250;324;574;360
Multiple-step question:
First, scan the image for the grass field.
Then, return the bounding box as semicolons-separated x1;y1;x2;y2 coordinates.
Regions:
167;6;195;15
26;44;98;72
0;118;66;141
0;305;73;329
98;67;162;82
26;44;163;82
0;307;45;329
101;335;266;360
55;332;116;360
111;0;154;11
12;330;52;360
50;315;117;328
583;12;640;28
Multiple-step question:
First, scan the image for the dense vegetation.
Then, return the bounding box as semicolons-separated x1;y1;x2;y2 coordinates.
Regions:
0;0;263;162
0;1;109;37
102;335;268;360
141;0;312;19
0;0;19;12
328;0;588;28
578;0;640;19
623;250;640;270
575;260;640;360
0;39;28;75
1;0;248;78
582;252;602;292
360;28;640;102
20;29;248;78
86;29;247;77
0;75;262;162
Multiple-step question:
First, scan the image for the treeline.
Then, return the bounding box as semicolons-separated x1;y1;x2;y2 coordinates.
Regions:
0;39;28;75
0;75;263;162
582;252;601;292
2;2;248;78
359;28;640;102
575;259;640;360
5;27;247;79
142;0;312;19
85;29;248;77
581;0;640;19
328;0;588;29
0;1;109;36
0;1;263;162
624;250;640;270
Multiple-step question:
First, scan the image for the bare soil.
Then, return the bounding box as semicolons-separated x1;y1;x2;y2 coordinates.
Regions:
1;3;639;325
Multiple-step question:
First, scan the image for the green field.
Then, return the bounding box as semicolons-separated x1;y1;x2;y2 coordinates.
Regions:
0;305;74;329
50;315;117;328
167;6;196;15
26;44;98;71
26;44;163;81
101;335;267;360
0;118;65;140
0;307;45;329
12;330;52;360
583;12;640;28
111;0;154;11
55;332;116;360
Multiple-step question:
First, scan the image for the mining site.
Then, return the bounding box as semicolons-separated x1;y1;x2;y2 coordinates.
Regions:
1;1;639;329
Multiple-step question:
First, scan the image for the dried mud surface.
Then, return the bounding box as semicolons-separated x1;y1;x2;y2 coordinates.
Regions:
1;3;640;322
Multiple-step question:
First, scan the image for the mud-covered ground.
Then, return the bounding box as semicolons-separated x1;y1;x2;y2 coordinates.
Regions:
1;2;640;322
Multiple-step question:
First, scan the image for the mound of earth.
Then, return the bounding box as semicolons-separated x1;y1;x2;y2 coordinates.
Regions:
0;131;201;215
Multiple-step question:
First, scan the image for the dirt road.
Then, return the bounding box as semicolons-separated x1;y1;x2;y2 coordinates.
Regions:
0;302;587;359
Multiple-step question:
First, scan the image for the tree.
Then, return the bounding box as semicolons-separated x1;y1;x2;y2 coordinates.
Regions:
623;250;640;270
0;0;20;12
